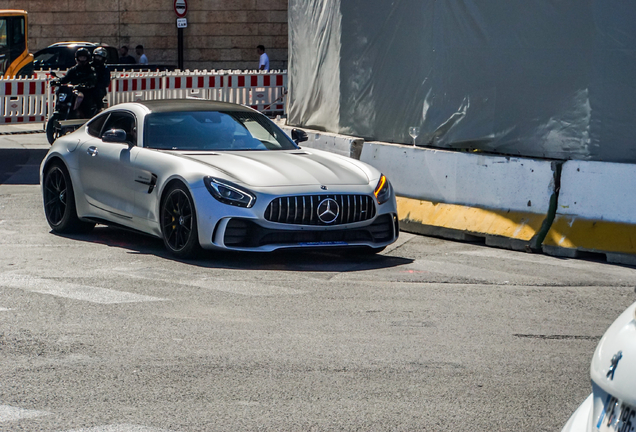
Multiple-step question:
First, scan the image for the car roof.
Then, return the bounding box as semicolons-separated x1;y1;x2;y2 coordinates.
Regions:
47;42;115;49
137;99;259;114
49;42;98;47
0;10;28;17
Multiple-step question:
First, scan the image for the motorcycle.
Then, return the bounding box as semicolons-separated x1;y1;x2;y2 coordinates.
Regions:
46;71;101;144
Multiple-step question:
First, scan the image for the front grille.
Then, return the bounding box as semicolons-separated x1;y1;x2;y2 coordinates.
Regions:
223;214;395;248
264;194;376;225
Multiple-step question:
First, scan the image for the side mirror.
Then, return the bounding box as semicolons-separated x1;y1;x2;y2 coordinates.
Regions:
102;129;128;144
291;128;308;144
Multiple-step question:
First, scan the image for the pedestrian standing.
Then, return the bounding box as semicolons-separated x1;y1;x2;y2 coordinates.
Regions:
257;45;269;71
119;46;136;64
136;45;148;65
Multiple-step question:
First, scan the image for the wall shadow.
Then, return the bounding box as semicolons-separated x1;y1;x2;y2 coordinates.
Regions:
0;149;48;185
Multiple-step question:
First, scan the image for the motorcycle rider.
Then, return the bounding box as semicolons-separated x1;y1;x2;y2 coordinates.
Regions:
90;46;111;110
57;48;97;118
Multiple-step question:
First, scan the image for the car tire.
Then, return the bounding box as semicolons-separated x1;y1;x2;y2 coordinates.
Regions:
160;183;201;258
43;162;95;234
46;113;60;145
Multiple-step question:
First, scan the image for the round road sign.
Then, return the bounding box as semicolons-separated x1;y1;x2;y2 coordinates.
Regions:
174;0;187;18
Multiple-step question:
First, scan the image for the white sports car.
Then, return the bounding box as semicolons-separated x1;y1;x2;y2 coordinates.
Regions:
40;100;399;257
561;301;636;432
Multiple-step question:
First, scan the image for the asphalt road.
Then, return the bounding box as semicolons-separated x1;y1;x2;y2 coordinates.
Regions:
1;131;635;431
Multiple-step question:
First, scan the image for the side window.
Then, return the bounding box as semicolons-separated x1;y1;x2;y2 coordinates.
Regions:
9;17;25;57
106;47;119;64
101;111;137;144
87;113;109;137
60;49;76;69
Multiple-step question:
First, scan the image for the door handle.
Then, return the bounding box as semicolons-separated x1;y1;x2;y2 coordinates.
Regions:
87;146;98;157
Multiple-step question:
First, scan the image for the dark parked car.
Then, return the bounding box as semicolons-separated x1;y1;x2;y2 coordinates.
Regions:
33;42;119;70
33;42;173;71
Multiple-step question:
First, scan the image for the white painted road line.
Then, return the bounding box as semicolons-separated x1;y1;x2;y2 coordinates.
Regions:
64;424;174;432
0;404;50;422
0;307;10;311
0;274;168;304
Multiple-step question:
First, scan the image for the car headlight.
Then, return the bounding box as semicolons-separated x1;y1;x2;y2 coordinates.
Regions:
204;177;256;208
374;174;393;205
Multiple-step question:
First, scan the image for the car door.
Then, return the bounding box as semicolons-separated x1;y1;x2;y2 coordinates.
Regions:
127;145;164;229
77;110;137;221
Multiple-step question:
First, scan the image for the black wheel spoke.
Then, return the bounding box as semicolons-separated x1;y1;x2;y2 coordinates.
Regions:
44;196;59;207
54;173;62;191
168;228;177;245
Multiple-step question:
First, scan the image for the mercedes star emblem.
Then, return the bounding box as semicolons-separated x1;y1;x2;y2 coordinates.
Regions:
317;198;340;224
607;351;622;380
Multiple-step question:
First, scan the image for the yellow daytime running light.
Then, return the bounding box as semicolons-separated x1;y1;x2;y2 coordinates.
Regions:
374;175;387;198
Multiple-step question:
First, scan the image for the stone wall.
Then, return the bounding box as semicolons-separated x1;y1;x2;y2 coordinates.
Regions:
0;0;288;70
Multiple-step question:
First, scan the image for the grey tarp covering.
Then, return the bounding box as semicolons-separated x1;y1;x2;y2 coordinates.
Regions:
288;0;636;163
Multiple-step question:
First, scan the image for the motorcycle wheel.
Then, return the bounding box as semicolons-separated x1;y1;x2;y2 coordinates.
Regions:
46;113;61;145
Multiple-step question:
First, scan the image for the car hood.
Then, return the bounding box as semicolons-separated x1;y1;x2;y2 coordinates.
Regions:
175;149;371;187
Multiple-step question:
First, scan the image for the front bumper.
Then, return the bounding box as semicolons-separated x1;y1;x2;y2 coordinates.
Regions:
561;393;593;432
191;185;399;251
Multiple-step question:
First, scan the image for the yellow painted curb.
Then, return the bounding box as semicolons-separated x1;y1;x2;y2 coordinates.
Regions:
397;196;545;241
543;215;636;254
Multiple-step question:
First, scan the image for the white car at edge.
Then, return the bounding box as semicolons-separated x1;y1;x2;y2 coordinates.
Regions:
562;301;636;432
40;100;399;257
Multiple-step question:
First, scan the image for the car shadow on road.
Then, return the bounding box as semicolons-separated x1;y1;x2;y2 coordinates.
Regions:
57;226;414;272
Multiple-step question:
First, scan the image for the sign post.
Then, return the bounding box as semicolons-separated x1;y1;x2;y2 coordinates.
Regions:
174;0;187;70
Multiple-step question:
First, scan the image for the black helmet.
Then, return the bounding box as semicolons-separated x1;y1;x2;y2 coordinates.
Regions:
93;47;108;64
75;48;91;65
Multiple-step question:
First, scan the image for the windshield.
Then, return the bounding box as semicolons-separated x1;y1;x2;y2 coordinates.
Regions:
144;110;298;151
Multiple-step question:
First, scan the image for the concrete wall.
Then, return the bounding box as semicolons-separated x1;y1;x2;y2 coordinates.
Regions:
0;0;288;70
360;142;559;251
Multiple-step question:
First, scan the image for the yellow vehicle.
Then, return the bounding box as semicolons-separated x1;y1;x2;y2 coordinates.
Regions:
0;10;33;78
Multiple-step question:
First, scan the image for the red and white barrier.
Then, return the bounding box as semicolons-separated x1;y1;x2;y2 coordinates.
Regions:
224;72;286;112
0;77;48;123
162;71;225;101
109;73;164;104
0;69;288;124
108;69;286;112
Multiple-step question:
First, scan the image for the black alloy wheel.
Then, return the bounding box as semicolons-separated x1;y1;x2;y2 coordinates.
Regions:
161;184;201;257
43;163;95;233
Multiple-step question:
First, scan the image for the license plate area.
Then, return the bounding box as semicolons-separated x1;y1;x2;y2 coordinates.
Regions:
298;241;348;246
598;395;636;432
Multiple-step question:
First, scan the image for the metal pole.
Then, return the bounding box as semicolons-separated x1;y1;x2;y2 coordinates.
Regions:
178;27;184;70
